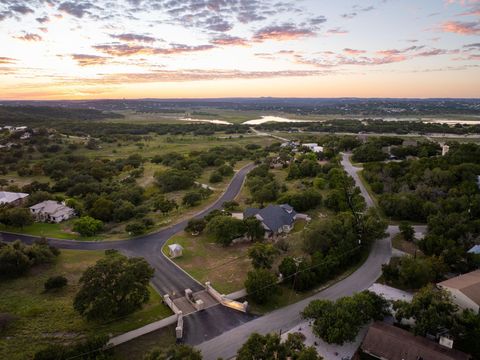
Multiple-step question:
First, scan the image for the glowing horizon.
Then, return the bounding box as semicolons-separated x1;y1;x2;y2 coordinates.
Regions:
0;0;479;100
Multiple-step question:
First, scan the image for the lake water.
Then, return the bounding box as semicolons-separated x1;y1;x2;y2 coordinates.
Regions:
178;117;232;125
242;116;310;125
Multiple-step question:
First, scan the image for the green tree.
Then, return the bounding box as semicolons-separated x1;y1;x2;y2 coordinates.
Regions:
399;222;415;242
185;218;206;235
73;216;103;237
155;169;195;193
206;216;245;246
209;171;223;183
248;243;277;269
126;222;146;236
243;216;265;241
0;241;31;278
393;285;457;336
143;344;202;360
74;251;154;321
303;291;389;344
245;268;278;304
44;275;68;291
1;208;33;228
182;191;203;207
237;332;322;360
153;196;177;214
89;197;114;222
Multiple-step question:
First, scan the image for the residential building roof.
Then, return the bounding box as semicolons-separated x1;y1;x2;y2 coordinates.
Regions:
468;245;480;254
0;191;28;204
30;200;74;218
438;270;480;307
244;204;297;232
361;322;470;360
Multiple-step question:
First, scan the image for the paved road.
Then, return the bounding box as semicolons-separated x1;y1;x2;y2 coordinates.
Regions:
340;152;374;208
196;152;426;359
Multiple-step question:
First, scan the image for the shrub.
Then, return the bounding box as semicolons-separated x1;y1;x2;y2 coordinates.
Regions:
73;216;103;237
126;222;146;236
44;275;68;291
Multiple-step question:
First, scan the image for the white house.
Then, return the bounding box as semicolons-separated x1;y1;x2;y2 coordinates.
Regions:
302;143;324;153
30;200;75;223
437;270;480;313
0;191;29;206
168;244;183;258
442;144;450;156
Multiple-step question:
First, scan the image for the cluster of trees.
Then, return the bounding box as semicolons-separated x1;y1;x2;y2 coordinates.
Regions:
73;250;154;321
364;143;480;271
382;255;447;289
187;210;264;246
302;291;389;344
393;285;480;358
258;118;480;135
236;332;323;360
33;335;114;360
246;165;280;206
0;207;33;228
0;239;60;278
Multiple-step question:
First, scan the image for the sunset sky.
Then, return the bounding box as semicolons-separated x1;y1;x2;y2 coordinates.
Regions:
0;0;479;99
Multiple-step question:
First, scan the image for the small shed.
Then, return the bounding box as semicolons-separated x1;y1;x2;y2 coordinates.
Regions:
168;244;183;259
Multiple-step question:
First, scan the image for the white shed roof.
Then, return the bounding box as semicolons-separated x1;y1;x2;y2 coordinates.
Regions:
168;244;183;251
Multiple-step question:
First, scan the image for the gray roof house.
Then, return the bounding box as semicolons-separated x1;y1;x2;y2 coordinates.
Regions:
244;204;310;238
30;200;75;223
0;191;29;206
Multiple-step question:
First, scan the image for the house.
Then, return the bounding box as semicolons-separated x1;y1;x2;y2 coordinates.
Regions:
467;245;480;255
359;322;470;360
168;244;183;258
30;200;75;223
302;143;324;153
437;270;480;313
244;204;310;238
0;191;29;206
20;132;31;140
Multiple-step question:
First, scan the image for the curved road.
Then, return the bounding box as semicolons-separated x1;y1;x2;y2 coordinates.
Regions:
1;163;255;295
197;152;426;359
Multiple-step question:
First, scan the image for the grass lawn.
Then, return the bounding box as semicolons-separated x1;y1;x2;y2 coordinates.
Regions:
0;250;172;360
164;232;252;294
0;221;94;241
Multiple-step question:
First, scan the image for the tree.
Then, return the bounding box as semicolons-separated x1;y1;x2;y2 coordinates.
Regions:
44;275;68;291
237;332;322;360
126;222;146;236
155;169;195;193
245;268;278;304
143;344;202;360
222;200;239;211
0;208;33;228
248;243;277;269
74;251;154;320
302;291;389;344
399;222;415;242
0;241;31;278
206;216;245;246
89;197;114;222
453;310;480;359
185;218;206;235
243;216;265;241
393;285;457;336
209;171;223;183
73;216;103;237
154;196;177;214
33;336;113;360
182;191;202;207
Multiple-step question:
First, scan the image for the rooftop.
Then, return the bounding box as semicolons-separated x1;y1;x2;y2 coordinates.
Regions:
362;322;470;360
0;191;29;204
30;200;74;217
438;270;480;306
244;204;296;232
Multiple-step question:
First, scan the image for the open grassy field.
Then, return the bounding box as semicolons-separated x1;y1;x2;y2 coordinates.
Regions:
0;250;172;360
164;232;252;294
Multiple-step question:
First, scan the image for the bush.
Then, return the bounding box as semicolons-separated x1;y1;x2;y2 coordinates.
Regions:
33;336;113;360
0;313;16;333
44;275;68;291
183;191;203;207
185;218;206;235
209;171;223;183
126;222;146;236
245;268;278;304
73;216;103;237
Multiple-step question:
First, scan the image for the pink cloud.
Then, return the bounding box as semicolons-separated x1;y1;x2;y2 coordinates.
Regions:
441;20;480;34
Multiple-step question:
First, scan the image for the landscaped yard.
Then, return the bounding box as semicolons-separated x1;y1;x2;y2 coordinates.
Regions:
0;250;172;360
392;233;422;256
164;232;252;294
